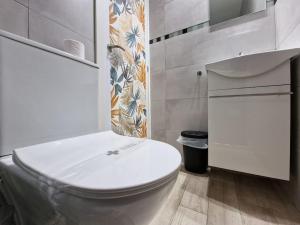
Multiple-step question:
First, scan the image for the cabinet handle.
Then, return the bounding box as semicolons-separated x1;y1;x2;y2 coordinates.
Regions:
209;92;293;98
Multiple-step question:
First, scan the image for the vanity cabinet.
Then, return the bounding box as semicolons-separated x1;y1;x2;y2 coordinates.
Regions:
206;49;300;180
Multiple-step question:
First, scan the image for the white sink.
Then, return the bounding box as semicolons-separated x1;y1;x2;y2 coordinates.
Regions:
206;48;300;78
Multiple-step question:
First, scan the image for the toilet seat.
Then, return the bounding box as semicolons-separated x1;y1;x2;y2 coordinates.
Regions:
13;131;182;199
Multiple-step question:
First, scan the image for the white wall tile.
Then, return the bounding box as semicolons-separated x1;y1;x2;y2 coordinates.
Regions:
151;100;166;130
150;41;165;73
15;0;28;7
150;1;276;146
151;71;166;101
166;130;183;155
275;0;300;48
165;0;209;34
166;64;207;100
0;0;28;38
149;0;165;12
165;29;200;68
150;7;165;39
165;5;276;69
0;0;95;61
151;129;167;142
165;28;234;69
29;10;94;61
277;23;300;50
29;0;94;40
165;98;208;131
230;5;276;56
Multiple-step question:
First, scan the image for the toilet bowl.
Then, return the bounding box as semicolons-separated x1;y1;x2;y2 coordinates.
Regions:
0;131;181;225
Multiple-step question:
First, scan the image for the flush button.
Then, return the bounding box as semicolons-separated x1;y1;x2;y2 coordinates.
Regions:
107;150;119;156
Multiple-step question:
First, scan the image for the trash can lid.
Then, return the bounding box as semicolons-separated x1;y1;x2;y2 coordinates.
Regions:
181;131;208;139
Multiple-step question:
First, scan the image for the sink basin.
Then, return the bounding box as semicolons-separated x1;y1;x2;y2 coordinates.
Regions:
206;48;300;78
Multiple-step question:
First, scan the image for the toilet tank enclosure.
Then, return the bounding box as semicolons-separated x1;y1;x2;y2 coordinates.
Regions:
0;31;99;157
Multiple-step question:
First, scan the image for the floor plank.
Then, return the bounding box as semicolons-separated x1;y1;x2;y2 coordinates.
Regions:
239;203;279;225
150;172;188;225
207;170;243;225
171;206;207;225
151;169;300;225
272;183;300;225
180;173;209;214
236;174;280;225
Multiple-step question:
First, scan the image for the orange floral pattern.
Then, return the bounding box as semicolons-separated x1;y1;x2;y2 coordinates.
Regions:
109;0;147;138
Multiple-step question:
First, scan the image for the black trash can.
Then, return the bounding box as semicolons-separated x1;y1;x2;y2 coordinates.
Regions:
181;131;208;174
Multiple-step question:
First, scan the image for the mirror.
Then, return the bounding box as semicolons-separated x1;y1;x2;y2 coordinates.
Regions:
209;0;267;26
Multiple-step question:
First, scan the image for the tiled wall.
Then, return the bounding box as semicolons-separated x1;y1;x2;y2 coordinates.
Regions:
150;0;276;155
275;0;300;211
0;0;94;61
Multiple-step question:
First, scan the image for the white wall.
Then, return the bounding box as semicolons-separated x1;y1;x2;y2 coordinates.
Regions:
276;0;300;49
150;0;276;155
0;0;95;61
275;0;300;211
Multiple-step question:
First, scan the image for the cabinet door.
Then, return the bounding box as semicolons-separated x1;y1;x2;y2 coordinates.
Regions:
208;93;290;180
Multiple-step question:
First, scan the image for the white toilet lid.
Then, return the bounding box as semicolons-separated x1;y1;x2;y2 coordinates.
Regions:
13;131;181;198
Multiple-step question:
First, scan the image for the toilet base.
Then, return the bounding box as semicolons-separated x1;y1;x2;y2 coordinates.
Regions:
0;156;178;225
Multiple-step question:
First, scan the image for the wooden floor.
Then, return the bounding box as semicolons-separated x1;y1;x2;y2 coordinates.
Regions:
150;169;300;225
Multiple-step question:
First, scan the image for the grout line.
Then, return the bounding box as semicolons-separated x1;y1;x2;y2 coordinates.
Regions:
13;0;29;40
179;205;208;216
164;63;207;71
151;96;208;103
13;0;28;8
165;96;208;101
0;154;12;158
168;175;189;225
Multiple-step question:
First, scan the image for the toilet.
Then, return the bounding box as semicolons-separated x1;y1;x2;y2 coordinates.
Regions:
0;131;181;225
